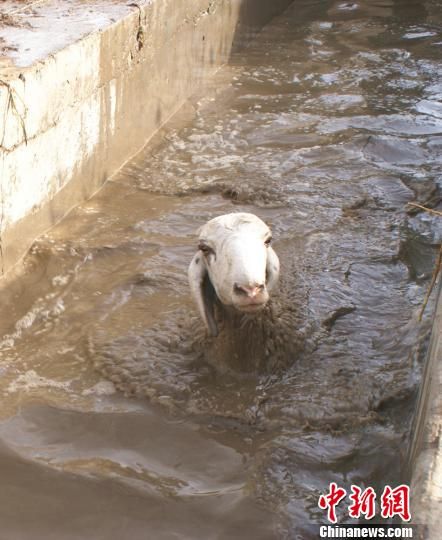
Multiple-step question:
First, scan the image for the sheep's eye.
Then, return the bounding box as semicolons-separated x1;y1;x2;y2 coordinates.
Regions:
264;236;272;247
198;242;214;256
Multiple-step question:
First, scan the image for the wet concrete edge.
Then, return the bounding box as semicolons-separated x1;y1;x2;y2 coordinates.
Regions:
409;281;442;539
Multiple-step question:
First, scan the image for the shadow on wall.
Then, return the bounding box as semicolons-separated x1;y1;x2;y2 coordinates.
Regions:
230;0;295;55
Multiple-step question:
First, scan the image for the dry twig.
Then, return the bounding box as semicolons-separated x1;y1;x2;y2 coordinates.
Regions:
408;203;442;321
407;202;442;218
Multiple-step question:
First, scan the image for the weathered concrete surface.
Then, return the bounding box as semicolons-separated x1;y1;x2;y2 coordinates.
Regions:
409;282;442;539
0;0;293;275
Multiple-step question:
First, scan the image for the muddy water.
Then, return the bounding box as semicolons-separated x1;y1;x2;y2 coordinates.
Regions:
1;0;442;538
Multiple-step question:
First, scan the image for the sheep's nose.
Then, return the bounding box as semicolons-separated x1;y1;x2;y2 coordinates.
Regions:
233;282;265;298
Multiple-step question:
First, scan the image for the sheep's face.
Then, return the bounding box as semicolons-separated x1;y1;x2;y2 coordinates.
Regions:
188;213;280;336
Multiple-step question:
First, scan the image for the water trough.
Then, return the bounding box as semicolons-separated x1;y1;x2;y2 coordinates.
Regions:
0;1;441;538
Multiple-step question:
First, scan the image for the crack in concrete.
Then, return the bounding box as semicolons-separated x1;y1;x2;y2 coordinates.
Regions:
0;79;29;275
0;79;28;150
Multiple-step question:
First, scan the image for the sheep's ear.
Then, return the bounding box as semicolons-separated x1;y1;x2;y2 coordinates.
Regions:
188;253;219;337
266;246;280;292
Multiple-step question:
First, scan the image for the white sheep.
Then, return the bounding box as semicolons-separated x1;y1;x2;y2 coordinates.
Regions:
188;212;280;338
185;212;311;374
89;212;311;412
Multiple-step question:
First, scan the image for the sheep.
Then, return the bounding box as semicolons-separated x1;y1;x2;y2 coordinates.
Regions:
88;212;313;417
187;212;307;373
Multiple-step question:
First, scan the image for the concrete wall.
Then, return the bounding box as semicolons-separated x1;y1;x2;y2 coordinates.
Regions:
409;283;442;539
0;0;293;276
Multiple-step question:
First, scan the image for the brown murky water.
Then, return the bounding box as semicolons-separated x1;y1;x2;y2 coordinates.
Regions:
1;1;442;538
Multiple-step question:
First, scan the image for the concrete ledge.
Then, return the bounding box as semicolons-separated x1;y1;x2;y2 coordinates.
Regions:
409;282;442;539
0;0;293;275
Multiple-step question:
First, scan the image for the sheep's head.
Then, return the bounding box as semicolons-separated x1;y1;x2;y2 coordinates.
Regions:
188;213;280;337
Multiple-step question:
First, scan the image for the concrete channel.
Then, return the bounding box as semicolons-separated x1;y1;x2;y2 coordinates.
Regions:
0;0;292;275
1;0;441;537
